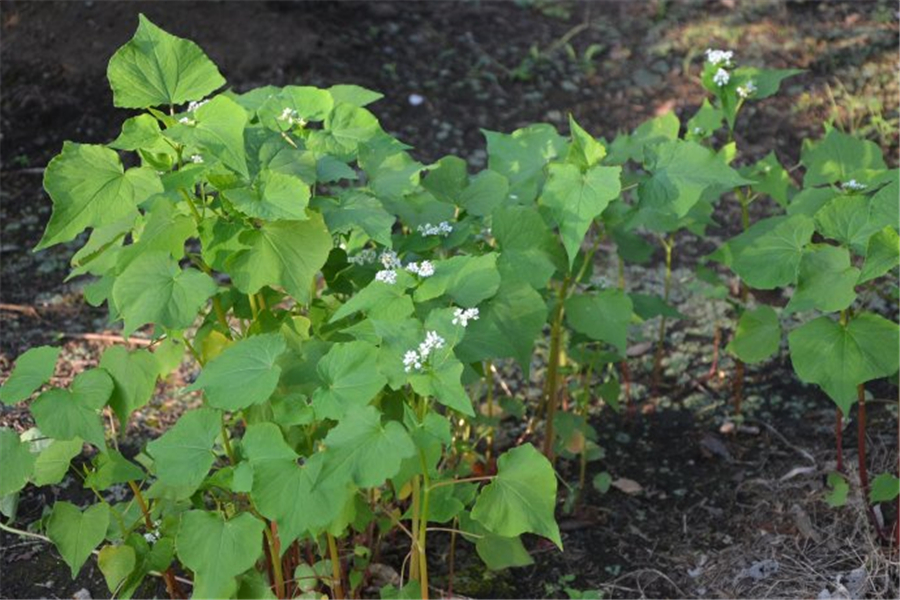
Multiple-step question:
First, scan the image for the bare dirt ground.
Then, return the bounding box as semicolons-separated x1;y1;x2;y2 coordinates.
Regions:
1;1;898;598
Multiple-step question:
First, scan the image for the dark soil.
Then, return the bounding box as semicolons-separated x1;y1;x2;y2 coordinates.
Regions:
1;1;898;599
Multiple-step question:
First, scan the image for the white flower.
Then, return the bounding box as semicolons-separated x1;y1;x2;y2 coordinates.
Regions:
842;179;867;191
451;307;480;328
187;99;208;113
143;531;159;544
178;117;196;126
375;269;397;285
403;350;423;373
277;107;307;127
417;260;435;278
189;154;204;164
693;126;704;135
713;68;730;87
736;81;757;99
417;221;453;237
348;248;378;266
380;250;402;269
705;49;733;66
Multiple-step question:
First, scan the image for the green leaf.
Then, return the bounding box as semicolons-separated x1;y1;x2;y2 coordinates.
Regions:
868;170;899;231
788;313;900;413
859;226;899;283
607;112;680;165
225;170;311;221
181;95;250;178
36;143;162;250
483;124;567;203
107;14;224;108
566;115;606;170
414;254;501;307
541;163;622;267
319;406;416;488
409;357;474;416
825;472;849;508
0;428;34;496
319;103;381;155
742;151;793;207
99;346;159;425
685;99;723;141
459;170;509;217
727;215;815;289
146;407;220;491
189;334;286;411
84;450;145;490
227;215;332;305
109;114;167;152
492;206;562;289
176;511;264;580
47;502;110;578
565;290;633;355
476;533;534;571
801;128;886;187
422;156;468;203
786;245;859;314
0;346;60;405
112;250;218;336
870;473;900;503
31;369;113;449
814;196;882;254
258;85;334;128
455;280;548;374
312;341;387;420
246;425;354;545
727;306;781;364
33;438;83;486
639;139;750;219
471;444;561;548
360;145;424;201
316;190;395;246
592;472;612;494
98;544;137;593
328;84;383;107
629;293;684;321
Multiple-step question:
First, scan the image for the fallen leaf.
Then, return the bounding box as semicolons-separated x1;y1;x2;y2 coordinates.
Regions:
611;477;643;495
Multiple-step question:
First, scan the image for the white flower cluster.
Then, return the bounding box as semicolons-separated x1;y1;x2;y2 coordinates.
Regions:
418;221;453;237
380;250;402;269
842;179;867;191
189;154;204;164
705;49;733;66
451;307;480;328
406;260;435;278
348;248;378;265
187;99;209;112
736;81;757;99
713;68;730;87
403;330;446;372
278;107;307;127
375;269;397;285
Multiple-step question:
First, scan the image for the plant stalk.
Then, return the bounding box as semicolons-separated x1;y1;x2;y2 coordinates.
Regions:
264;523;285;599
327;532;345;600
652;235;674;395
542;277;572;461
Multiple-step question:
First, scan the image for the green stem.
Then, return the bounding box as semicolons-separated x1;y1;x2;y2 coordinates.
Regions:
221;415;236;465
179;189;203;225
264;524;285;599
652;235;674;393
417;453;431;599
326;532;344;600
542;276;572;460
485;360;495;460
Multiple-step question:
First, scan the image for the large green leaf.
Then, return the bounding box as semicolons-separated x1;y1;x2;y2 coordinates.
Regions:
176;511;264;580
540;163;622;267
565;290;633;355
458;170;509;217
639;139;750;219
741;151;793;207
726;305;781;364
319;406;415;488
606;112;680;165
726;215;815;289
316;190;395;246
31;369;113;449
98;544;137;594
788;313;900;413
257;85;334;127
0;428;34;496
146;407;220;491
225;170;310;221
36;143;162;250
409;356;474;416
785;245;859;314
0;345;60;405
112;250;218;335
83;450;145;490
859;226;900;283
471;444;561;548
188;333;286;411
99;346;159;425
311;341;386;420
47;502;110;578
179;95;249;178
566;115;606;170
414;254;501;307
33;438;83;486
801;128;886;187
483;124;567;203
814;196;882;255
107;14;224;108
455;280;548;374
492;206;562;290
227;215;332;305
245;424;353;545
